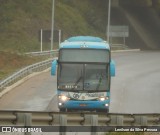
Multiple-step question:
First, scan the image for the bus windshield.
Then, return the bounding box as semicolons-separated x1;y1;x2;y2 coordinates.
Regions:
58;63;109;91
59;49;110;63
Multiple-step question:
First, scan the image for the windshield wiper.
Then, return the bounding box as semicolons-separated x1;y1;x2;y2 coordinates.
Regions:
96;75;102;90
72;70;83;90
71;76;82;90
75;76;83;86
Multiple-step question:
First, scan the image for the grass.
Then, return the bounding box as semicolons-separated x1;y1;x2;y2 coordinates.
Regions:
0;0;110;52
0;51;48;81
0;0;52;52
0;0;160;79
1;0;159;52
106;133;144;135
0;0;108;79
55;0;105;38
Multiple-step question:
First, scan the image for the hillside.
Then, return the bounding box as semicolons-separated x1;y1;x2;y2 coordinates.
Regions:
0;0;110;80
0;51;46;80
0;0;109;53
0;0;160;52
1;0;160;80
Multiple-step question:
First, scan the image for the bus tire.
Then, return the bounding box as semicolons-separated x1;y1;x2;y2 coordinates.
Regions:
60;108;66;112
96;109;109;113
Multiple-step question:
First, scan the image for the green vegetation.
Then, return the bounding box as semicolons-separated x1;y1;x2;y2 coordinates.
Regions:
0;51;47;80
0;0;160;52
0;0;109;80
106;133;144;135
0;0;109;53
0;0;160;80
55;0;108;38
0;0;53;52
152;0;160;15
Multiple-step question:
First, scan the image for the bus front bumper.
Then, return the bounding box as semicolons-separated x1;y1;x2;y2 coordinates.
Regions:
58;100;109;110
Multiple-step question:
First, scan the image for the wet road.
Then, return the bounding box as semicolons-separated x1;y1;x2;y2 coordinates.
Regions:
0;71;57;111
0;51;160;113
110;51;160;113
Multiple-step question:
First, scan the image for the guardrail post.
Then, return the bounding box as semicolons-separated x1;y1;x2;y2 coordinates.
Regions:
117;116;124;126
110;115;124;126
16;113;25;125
91;115;98;135
59;114;67;135
25;113;32;135
140;116;148;126
16;113;32;135
134;115;141;126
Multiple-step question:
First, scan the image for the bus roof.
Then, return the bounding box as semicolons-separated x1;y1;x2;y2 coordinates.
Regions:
67;36;104;42
60;36;110;50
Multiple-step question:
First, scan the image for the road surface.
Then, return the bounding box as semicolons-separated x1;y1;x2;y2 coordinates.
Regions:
0;51;160;114
110;51;160;113
0;71;57;111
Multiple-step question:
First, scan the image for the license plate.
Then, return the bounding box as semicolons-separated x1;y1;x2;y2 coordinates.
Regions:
79;104;87;106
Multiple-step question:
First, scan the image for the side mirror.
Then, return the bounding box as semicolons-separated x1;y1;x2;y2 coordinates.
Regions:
51;60;57;76
110;60;115;77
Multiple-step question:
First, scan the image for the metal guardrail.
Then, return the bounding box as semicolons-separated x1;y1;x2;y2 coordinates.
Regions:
25;45;130;57
111;44;129;50
25;50;58;56
25;45;131;57
0;59;55;91
0;111;160;135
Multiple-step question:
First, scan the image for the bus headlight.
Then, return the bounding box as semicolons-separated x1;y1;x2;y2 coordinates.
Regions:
99;97;109;101
59;103;62;106
105;104;109;107
59;95;69;101
99;97;105;101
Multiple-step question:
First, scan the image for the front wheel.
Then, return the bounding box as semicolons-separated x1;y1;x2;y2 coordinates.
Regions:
59;108;66;112
96;109;109;113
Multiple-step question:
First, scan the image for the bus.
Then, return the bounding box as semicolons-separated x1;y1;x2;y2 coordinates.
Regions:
51;36;115;112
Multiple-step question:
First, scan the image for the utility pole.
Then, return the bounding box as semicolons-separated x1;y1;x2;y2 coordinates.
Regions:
107;0;111;43
40;29;43;52
51;0;55;51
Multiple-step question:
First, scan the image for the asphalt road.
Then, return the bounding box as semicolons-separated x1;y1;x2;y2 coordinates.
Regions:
110;51;160;113
0;71;57;111
0;51;160;114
